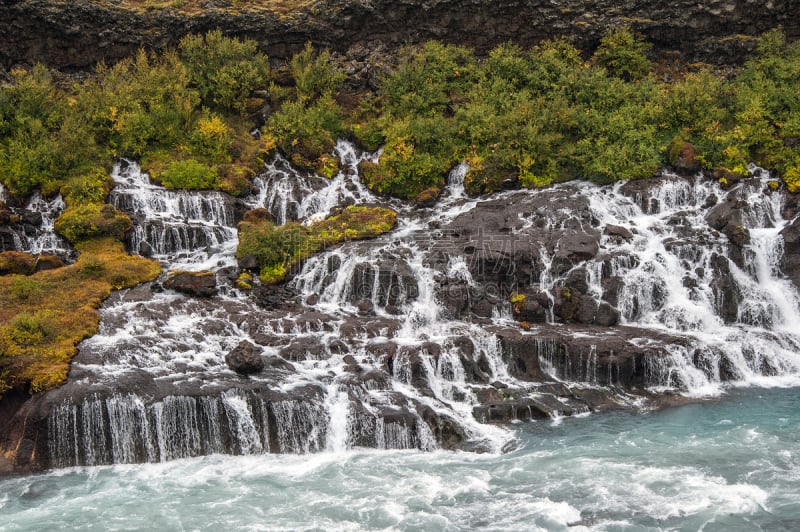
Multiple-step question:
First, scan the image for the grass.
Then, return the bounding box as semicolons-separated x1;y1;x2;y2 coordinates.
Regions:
0;239;161;397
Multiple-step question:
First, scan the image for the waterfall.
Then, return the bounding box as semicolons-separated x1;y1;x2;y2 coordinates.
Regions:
109;160;239;271
36;142;800;469
0;189;73;258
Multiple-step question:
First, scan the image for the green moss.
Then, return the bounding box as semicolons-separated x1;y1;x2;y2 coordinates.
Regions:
54;203;132;244
156;159;219;190
237;206;397;284
0;238;161;397
0;252;37;276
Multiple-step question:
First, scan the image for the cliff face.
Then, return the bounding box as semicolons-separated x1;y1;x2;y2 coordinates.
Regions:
0;0;797;70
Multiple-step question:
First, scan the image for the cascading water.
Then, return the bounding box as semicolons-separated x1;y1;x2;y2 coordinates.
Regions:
37;141;800;469
109;160;240;271
0;187;73;258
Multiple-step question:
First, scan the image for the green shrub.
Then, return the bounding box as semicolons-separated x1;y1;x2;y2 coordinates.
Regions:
290;42;345;102
61;167;114;206
190;112;233;162
96;49;199;157
157;159;219;190
381;41;477;117
360;116;454;198
54;204;132;244
592;26;652;81
179;30;270;114
266;93;343;170
237;206;397;283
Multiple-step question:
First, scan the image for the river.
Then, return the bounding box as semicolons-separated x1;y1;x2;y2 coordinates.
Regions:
2;386;798;530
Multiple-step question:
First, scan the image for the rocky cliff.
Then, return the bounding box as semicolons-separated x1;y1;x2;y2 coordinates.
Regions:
1;0;797;70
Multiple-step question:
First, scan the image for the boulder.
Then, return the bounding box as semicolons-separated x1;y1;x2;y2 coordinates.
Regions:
163;270;217;297
668;140;702;173
225;340;265;375
781;217;800;290
604;224;633;240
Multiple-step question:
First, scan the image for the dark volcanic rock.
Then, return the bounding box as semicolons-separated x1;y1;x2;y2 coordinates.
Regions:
163;270;217;297
1;0;795;71
225;340;265;375
781;216;800;290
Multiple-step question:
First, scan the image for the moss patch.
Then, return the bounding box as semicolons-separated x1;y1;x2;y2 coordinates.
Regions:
0;239;161;397
237;205;397;284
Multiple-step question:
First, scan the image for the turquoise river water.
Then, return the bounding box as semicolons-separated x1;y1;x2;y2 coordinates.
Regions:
1;386;798;531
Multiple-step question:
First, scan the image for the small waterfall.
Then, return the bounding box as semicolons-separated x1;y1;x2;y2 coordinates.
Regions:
110;160;239;270
0;190;73;257
249;140;381;225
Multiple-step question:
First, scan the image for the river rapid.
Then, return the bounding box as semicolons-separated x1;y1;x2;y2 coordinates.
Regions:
2;386;798;531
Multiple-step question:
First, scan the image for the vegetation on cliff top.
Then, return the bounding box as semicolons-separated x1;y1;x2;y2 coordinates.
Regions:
3;27;799;205
237;206;397;284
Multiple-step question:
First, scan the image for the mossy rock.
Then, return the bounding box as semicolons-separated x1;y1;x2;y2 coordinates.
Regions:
414;187;441;207
668;138;702;173
163;269;218;297
0;252;37;276
0;238;161;397
54;203;132;244
237;205;397;284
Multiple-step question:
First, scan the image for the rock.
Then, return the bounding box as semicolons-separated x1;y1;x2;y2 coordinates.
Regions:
710;254;740;323
576;294;598;324
0;0;792;73
565;268;590;294
237;254;259;270
225;340;264;375
602;276;624;307
34;254;64;272
19;210;43;226
356;299;374;315
350;259;418;307
163;270;217;297
595;302;620;326
668;140;702;173
781;217;800;290
604;224;633;240
138;241;154;258
414;187;441;207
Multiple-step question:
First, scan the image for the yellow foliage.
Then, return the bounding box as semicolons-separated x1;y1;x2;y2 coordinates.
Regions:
785;165;800;193
0;239;161;397
197;114;228;139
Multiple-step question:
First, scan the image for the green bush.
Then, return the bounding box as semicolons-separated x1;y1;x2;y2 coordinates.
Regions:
95;49;199;157
54;204;132;244
179;30;270;114
381;41;477;117
290;42;345;102
592;26;652;81
190;112;233;162
157;159;219;190
237;206;397;283
266;93;343;170
360;116;455;198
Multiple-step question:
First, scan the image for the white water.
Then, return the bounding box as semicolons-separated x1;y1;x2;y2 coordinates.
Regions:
39;143;800;468
5;387;799;530
109;160;239;271
0;188;72;257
